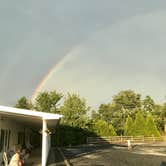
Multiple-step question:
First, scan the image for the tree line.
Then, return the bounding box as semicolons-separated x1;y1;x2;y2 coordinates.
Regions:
15;90;165;145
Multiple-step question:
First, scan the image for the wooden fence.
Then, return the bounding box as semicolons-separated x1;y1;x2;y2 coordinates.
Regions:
87;136;166;144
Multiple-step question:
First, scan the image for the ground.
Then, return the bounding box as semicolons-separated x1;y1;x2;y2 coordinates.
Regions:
60;143;166;166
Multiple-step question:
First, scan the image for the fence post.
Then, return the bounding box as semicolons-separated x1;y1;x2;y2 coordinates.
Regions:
127;140;132;150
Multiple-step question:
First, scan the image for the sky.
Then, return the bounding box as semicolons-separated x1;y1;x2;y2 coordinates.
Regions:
0;0;166;108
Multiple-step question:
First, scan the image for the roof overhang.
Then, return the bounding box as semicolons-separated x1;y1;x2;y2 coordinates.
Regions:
0;105;63;129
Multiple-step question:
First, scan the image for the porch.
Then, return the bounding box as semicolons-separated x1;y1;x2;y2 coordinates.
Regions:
0;105;63;166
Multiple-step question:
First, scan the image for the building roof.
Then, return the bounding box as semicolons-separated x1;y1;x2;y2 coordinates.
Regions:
0;105;63;129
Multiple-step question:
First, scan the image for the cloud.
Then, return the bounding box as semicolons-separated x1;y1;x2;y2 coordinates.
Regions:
42;10;166;107
0;0;166;106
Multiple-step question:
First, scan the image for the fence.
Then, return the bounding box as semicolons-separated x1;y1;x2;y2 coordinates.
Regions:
87;136;165;144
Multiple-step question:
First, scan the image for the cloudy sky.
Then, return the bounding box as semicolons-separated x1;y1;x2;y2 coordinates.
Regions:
0;0;166;108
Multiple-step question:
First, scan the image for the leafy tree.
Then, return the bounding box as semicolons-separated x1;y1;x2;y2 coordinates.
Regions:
112;90;141;110
93;120;116;136
107;90;141;134
145;115;160;137
34;91;62;113
142;96;155;114
15;96;32;109
124;116;134;136
91;110;101;121
98;104;112;123
60;93;90;129
132;112;146;136
152;104;163;132
108;124;117;136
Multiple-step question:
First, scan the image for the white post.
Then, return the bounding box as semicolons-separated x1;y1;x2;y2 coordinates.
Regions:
127;140;132;150
42;119;47;166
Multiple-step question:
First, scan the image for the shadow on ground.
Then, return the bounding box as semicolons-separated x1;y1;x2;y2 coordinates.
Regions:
47;148;66;166
61;144;166;166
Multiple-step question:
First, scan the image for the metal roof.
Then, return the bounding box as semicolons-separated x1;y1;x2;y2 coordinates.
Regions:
0;105;63;129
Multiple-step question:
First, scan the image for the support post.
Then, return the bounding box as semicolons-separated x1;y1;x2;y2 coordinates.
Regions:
42;119;47;166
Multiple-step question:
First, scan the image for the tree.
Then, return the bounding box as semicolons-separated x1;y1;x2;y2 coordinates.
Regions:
98;104;112;123
112;90;141;110
151;104;163;132
108;124;117;136
15;96;32;109
132;112;146;136
60;93;90;129
93;120;116;137
108;90;142;135
91;110;101;121
142;96;155;114
124;116;134;136
34;91;63;113
145;115;160;137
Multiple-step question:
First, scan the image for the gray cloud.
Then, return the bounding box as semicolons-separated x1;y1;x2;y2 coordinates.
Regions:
0;0;166;106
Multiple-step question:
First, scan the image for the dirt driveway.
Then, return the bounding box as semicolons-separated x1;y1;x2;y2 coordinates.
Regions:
62;144;166;166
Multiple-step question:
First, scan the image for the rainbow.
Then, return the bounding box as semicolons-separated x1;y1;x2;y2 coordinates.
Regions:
31;48;79;101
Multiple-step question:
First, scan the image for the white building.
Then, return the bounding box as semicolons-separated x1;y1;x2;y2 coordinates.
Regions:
0;105;63;166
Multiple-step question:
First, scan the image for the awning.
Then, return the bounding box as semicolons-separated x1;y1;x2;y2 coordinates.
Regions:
0;105;63;129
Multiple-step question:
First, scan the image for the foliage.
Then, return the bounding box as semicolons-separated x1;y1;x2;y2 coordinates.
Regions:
15;96;32;109
111;90;141;134
124;116;134;136
98;104;112;123
91;110;101;121
34;91;62;113
145;115;160;137
152;104;163;132
132;112;146;136
124;113;160;137
15;89;165;146
112;90;141;110
52;125;97;146
93;120;117;137
142;96;155;114
60;93;90;129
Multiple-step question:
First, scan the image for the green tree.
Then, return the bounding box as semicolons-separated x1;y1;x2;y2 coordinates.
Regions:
91;110;101;121
109;90;142;134
34;91;63;113
132;112;146;136
108;124;117;136
93;120;116;136
112;90;141;110
142;96;155;114
124;116;134;136
15;96;32;109
98;104;112;123
145;115;160;137
152;104;163;132
60;93;90;129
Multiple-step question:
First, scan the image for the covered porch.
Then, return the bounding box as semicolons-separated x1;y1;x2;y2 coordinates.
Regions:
0;105;63;166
